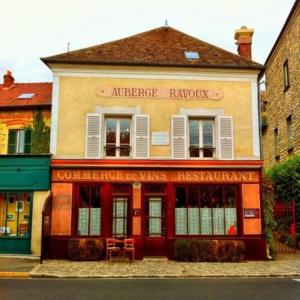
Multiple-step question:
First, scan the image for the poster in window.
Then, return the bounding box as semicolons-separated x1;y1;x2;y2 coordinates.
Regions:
78;208;89;235
90;208;101;235
213;208;225;235
225;208;237;234
175;208;187;235
188;208;200;234
201;208;212;235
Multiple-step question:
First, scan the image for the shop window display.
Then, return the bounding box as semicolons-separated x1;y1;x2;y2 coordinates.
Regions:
0;192;31;237
175;185;237;235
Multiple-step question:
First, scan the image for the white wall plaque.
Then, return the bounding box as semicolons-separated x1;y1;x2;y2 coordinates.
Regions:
152;132;169;145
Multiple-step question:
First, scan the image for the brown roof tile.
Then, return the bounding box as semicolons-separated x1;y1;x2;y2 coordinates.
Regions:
0;82;52;108
42;26;264;70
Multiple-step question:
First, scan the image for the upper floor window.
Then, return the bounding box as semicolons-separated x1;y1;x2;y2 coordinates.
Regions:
7;129;32;154
286;115;293;151
283;60;290;91
189;119;215;158
105;118;131;157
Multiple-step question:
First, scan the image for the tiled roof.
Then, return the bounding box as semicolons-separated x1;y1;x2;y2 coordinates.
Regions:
42;26;264;70
0;82;52;108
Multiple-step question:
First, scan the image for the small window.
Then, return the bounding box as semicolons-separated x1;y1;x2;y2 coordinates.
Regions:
274;128;280;159
17;93;34;99
286;115;293;151
283;60;290;91
184;51;200;60
105;117;131;157
7;129;32;154
189;119;215;158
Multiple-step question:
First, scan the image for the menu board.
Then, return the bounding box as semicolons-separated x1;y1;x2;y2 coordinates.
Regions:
175;208;187;235
213;208;225;235
200;208;212;235
90;208;101;235
188;208;200;234
78;208;89;235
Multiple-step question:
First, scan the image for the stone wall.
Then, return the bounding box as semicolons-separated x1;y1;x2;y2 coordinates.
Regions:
263;3;300;169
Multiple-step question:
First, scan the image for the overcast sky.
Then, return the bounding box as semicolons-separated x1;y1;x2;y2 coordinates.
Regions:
0;0;295;83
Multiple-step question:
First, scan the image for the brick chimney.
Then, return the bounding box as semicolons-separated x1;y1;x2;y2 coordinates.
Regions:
3;70;15;89
234;26;254;60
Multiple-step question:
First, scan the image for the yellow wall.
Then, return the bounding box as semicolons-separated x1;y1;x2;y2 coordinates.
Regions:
31;191;49;255
56;75;254;158
0;110;51;154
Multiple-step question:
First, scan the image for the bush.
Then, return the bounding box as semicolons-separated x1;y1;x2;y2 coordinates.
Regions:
68;238;105;261
173;239;245;262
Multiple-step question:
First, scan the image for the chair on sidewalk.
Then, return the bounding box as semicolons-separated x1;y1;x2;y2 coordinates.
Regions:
106;238;121;261
123;238;135;261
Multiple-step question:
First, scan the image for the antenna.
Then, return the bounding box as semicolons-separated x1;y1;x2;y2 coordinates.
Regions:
164;19;168;27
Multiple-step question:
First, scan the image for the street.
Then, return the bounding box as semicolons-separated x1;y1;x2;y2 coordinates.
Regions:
0;278;299;300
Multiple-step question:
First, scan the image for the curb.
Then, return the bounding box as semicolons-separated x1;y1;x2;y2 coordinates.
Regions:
0;272;30;278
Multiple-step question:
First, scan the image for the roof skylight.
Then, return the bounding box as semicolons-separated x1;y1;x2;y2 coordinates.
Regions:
184;51;200;60
18;93;35;99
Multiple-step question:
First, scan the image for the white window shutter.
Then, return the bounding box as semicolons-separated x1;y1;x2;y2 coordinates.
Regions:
172;115;186;159
134;114;149;159
85;113;102;158
218;116;234;160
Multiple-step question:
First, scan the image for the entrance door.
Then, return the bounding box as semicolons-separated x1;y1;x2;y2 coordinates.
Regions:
112;197;129;237
144;185;166;256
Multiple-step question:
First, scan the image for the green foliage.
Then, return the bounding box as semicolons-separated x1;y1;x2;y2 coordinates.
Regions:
31;110;50;154
262;175;276;257
173;239;245;262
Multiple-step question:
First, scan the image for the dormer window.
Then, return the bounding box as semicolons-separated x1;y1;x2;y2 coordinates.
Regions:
184;51;200;60
17;93;34;99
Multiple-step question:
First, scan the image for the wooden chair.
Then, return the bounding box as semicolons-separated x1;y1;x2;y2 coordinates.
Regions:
106;238;121;261
123;238;135;261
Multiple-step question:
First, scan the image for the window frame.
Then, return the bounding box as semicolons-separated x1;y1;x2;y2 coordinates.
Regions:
283;59;290;91
188;118;216;159
7;129;32;154
104;116;132;158
174;184;239;236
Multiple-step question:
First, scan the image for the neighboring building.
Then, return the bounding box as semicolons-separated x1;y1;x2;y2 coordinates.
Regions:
262;0;300;168
42;26;266;259
0;71;52;254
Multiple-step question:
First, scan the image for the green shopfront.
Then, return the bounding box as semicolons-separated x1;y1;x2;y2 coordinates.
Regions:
0;155;50;254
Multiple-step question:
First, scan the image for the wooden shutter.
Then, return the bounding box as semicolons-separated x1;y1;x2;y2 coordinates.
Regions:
24;129;32;154
218;116;234;159
7;130;17;154
134;115;149;159
172;115;186;159
86;113;102;158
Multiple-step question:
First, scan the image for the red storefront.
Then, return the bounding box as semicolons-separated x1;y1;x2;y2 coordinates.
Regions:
43;159;266;260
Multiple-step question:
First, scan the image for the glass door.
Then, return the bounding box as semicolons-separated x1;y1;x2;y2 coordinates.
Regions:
112;197;128;237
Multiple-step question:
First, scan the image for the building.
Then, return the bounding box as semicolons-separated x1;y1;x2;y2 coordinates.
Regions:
0;71;52;254
262;0;300;168
41;26;266;259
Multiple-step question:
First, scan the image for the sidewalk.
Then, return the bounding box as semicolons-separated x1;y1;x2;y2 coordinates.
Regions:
0;256;40;278
30;253;300;278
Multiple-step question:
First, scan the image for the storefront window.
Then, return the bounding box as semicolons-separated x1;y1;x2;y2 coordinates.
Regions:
77;185;101;236
0;192;31;237
175;185;237;235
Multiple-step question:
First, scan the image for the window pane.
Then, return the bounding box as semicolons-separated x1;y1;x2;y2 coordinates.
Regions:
0;193;8;235
112;198;128;237
188;208;200;234
224;186;237;235
175;187;187;234
78;186;89;235
8;130;17;154
18;130;25;153
106;119;116;144
175;187;186;208
188;186;198;207
120;119;130;144
203;148;214;158
89;186;101;235
189;120;199;146
202;120;213;146
200;187;212;235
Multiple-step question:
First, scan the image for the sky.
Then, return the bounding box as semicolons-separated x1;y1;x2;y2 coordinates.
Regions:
0;0;296;83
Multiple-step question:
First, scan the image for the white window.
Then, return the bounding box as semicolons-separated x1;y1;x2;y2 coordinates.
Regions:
105;117;131;157
188;119;215;158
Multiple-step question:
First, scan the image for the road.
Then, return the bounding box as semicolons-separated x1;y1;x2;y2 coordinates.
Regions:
0;278;299;300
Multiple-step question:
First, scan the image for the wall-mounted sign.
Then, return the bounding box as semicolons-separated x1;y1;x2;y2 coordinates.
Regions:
96;86;223;100
244;208;260;218
152;132;169;145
